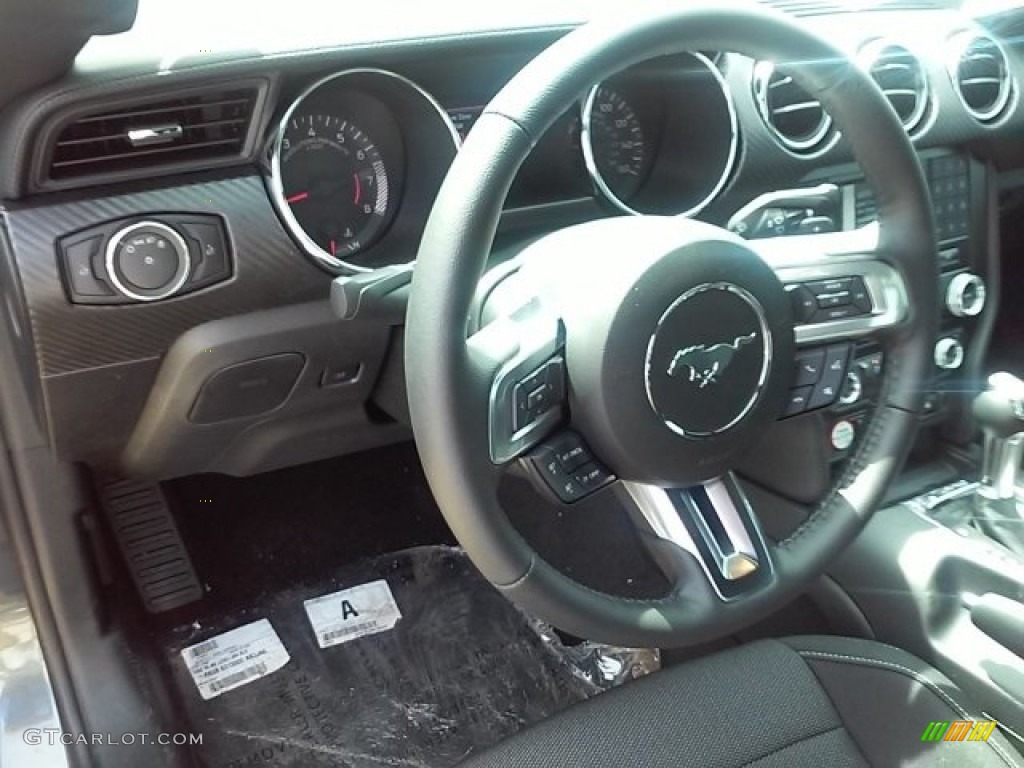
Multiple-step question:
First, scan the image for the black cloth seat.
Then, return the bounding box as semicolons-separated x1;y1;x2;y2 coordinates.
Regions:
462;635;1024;768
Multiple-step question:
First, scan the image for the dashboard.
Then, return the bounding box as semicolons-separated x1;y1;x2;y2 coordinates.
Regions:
0;2;1020;479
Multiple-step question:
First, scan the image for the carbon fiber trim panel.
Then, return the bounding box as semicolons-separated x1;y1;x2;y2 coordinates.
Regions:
5;173;329;376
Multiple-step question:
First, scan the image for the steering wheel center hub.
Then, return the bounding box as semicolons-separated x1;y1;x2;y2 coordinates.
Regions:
541;220;795;487
645;282;772;437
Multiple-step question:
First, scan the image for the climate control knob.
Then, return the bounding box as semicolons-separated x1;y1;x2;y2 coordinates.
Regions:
105;221;190;302
946;273;986;318
934;337;965;371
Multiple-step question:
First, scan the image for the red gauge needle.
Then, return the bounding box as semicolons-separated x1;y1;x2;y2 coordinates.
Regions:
353;173;362;205
329;240;337;257
286;191;309;204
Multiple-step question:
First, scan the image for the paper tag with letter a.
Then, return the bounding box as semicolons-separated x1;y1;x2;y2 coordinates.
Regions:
304;579;402;649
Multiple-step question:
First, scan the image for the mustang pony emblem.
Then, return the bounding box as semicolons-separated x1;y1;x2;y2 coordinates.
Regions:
666;332;758;389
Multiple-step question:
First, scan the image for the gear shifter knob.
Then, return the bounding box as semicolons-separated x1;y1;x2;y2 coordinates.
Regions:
974;372;1024;500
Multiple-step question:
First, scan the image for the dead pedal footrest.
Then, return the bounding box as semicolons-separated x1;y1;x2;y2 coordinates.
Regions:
99;479;202;613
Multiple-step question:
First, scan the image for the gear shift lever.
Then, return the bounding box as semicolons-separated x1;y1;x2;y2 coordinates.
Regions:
972;372;1024;554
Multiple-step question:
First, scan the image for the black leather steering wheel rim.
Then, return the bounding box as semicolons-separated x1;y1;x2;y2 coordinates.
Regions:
406;5;937;647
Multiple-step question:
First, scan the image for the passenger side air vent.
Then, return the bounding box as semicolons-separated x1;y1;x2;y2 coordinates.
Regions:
950;32;1014;123
860;42;930;134
47;86;260;182
753;62;833;154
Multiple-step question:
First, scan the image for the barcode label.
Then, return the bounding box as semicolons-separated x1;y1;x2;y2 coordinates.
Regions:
189;639;219;659
181;619;289;700
321;621;378;644
304;580;402;649
208;662;268;693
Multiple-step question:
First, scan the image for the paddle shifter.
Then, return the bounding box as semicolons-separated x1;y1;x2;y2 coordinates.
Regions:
972;372;1024;555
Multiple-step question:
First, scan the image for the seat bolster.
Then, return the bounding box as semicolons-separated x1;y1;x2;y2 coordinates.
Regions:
780;635;1023;768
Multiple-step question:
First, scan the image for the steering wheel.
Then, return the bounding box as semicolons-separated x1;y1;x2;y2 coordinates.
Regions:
406;6;937;648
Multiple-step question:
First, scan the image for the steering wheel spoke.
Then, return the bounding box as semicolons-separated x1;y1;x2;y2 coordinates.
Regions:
618;474;773;600
468;298;568;465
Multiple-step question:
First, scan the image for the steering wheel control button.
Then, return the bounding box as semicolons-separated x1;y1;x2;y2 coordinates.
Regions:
831;419;857;452
646;283;772;438
526;431;615;503
106;221;191;302
786;285;818;323
512;358;566;431
849;277;873;313
548;432;590;472
786;276;873;325
810;304;863;323
794;349;826;387
572;463;614;493
784;386;813;416
808;343;851;410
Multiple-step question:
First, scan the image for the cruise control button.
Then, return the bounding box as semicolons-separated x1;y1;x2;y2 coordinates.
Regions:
548;432;590;472
530;447;584;502
794;349;826;386
572;462;614;493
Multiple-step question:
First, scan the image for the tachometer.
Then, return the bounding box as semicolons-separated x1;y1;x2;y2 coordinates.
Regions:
582;87;650;209
275;112;393;264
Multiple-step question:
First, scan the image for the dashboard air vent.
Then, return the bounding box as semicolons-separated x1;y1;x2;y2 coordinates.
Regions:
47;87;259;182
950;33;1014;123
861;42;930;133
753;62;832;154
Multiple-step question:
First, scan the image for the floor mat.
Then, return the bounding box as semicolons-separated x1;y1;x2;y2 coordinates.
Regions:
159;546;647;768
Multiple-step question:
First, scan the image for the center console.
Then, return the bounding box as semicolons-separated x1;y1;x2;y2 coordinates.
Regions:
846;152;992;428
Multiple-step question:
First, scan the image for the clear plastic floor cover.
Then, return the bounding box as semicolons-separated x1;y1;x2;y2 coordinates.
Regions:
163;545;659;768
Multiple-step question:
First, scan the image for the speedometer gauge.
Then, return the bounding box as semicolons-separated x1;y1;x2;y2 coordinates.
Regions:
277;113;392;261
583;87;649;205
581;52;738;218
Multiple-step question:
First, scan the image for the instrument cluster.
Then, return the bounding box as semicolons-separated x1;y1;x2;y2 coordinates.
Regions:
267;54;740;274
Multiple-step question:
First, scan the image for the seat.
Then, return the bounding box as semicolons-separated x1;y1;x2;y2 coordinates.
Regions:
462;635;1024;768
